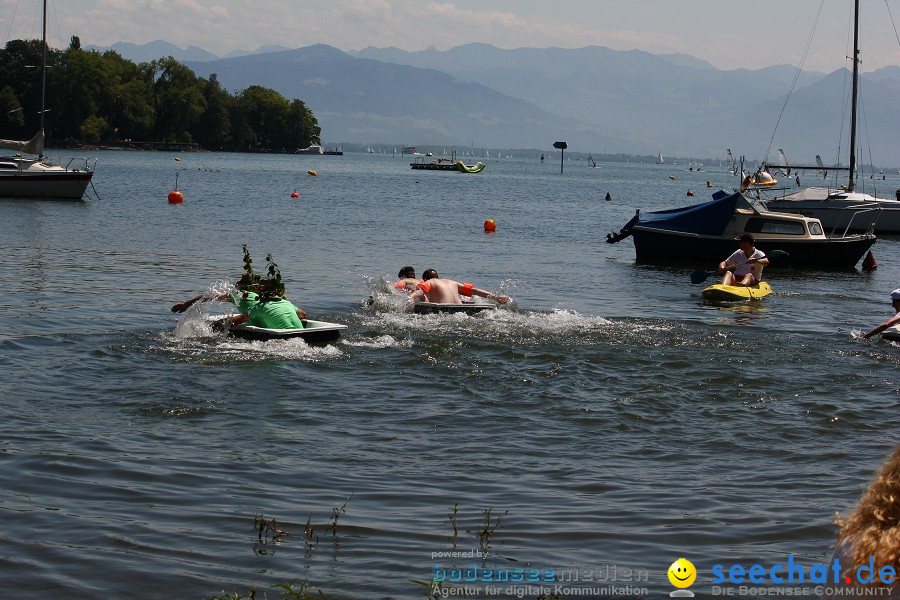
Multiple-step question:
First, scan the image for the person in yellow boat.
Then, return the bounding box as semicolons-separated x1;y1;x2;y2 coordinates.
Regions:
862;289;900;339
719;233;769;287
409;268;510;305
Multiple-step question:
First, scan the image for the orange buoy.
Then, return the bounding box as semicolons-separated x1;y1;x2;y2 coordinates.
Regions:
484;219;497;232
686;189;694;196
291;190;299;198
308;169;317;176
862;250;878;270
167;190;183;204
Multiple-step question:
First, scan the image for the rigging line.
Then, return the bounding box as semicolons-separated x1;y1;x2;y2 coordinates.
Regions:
50;0;64;51
834;1;855;182
884;0;900;49
763;0;826;165
2;0;22;49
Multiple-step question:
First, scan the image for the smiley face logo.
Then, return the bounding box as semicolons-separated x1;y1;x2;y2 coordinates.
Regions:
668;558;696;588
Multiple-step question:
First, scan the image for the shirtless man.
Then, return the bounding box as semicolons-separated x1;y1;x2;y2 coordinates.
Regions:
394;266;421;293
409;269;510;305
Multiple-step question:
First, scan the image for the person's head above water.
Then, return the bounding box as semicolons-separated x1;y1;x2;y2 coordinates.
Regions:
892;289;900;307
398;266;416;279
422;269;438;281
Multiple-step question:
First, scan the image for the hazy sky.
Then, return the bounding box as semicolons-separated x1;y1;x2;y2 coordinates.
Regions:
3;0;900;72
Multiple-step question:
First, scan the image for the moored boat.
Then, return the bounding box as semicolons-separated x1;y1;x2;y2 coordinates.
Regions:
606;190;876;268
0;0;95;200
758;0;900;234
702;282;773;302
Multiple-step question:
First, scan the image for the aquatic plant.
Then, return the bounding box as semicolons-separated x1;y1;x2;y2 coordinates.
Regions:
446;503;459;539
272;579;324;599
329;494;352;535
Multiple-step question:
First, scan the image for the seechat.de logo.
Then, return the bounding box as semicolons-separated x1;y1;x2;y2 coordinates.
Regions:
668;558;696;597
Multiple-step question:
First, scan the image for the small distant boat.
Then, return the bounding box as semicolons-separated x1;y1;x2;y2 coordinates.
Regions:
702;282;773;302
401;145;417;155
657;151;665;164
367;146;374;153
413;302;496;315
296;144;324;155
588;155;599;168
221;318;347;342
455;161;485;173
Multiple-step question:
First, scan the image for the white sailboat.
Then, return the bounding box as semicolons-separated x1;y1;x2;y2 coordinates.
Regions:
762;0;900;234
656;151;664;164
0;0;95;200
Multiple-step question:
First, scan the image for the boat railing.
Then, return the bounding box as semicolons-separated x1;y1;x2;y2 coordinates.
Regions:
834;203;881;238
65;157;96;173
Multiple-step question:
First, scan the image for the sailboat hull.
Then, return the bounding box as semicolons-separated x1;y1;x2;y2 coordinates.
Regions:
763;190;900;234
0;169;92;199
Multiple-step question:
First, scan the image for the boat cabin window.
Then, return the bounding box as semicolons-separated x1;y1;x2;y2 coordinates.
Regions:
744;218;806;235
0;162;18;170
808;222;823;236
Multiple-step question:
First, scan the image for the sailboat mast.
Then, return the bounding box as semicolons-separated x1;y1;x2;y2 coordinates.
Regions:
39;0;47;159
848;0;859;192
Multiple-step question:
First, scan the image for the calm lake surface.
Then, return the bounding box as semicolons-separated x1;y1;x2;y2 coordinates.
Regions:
1;150;898;599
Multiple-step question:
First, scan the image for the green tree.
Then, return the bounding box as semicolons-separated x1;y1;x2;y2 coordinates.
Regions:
194;73;233;149
151;56;206;142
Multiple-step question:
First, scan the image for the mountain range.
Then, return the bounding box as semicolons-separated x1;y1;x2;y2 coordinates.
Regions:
89;40;900;165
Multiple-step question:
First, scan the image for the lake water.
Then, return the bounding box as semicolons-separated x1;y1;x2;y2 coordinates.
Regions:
1;150;898;599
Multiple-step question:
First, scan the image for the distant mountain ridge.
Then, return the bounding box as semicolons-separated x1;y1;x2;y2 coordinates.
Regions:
86;40;900;163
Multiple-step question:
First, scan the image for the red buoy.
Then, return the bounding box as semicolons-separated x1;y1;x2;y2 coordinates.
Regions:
167;190;183;204
291;191;299;198
484;219;497;232
686;189;694;197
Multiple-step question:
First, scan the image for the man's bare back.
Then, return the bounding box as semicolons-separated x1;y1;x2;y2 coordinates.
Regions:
410;269;510;305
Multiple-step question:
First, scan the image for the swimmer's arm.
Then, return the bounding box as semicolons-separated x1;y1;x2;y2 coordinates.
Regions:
863;314;900;338
171;294;204;313
295;307;307;320
409;289;425;302
466;285;510;304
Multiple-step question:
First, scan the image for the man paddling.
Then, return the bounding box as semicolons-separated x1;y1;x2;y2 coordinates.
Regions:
394;266;422;293
172;245;261;314
862;289;900;339
719;233;769;287
224;253;307;329
409;269;510;305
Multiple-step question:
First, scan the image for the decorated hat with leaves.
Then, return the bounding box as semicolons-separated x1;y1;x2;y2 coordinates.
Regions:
259;252;286;300
236;244;262;290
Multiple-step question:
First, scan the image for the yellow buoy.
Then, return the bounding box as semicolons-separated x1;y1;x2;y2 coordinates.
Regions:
669;175;676;180
706;180;712;187
175;157;181;161
308;169;317;176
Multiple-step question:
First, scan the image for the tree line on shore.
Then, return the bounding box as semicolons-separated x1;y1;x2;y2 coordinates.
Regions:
0;36;321;152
